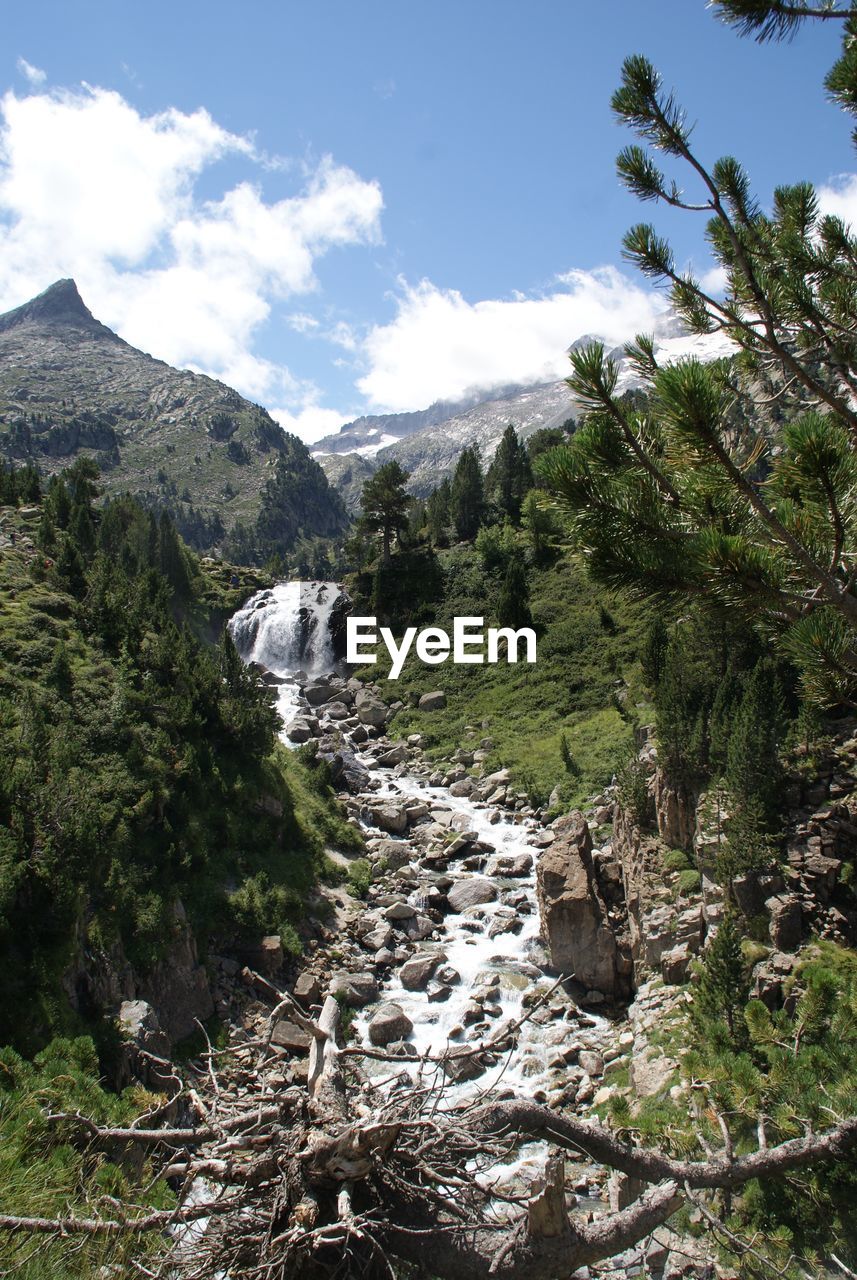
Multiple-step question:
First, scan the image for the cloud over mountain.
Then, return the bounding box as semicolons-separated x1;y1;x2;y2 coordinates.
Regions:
0;84;383;414
355;268;668;413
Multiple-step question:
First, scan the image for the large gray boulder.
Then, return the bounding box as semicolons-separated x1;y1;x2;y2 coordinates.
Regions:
373;839;412;870
372;804;408;835
118;1000;170;1059
535;813;633;1000
355;690;388;727
304;682;333;706
447;877;498;913
271;1020;312;1053
286;718;313;744
418;691;447;712
400;951;446;991
329;971;379;1007
368;1003;413;1046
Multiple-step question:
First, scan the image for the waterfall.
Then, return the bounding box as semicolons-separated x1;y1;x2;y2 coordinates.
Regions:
228;580;346;679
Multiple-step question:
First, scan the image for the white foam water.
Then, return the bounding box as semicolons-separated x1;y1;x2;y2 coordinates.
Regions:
228;580;345;736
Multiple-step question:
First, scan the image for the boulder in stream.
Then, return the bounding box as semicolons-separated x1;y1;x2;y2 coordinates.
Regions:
400;951;445;991
447;877;498;913
368;1002;414;1046
535;812;633;1001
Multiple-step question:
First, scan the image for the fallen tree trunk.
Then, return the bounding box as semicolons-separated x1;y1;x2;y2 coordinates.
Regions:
8;979;857;1279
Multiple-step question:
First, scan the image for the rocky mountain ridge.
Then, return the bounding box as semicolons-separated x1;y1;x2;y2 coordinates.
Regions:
0;279;346;550
315;320;734;502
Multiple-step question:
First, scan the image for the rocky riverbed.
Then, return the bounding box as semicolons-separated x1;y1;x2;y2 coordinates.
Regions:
219;583;718;1273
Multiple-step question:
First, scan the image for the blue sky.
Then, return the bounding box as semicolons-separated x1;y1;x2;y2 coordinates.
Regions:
1;1;851;439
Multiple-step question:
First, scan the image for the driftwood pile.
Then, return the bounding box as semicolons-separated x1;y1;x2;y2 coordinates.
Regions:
3;973;856;1279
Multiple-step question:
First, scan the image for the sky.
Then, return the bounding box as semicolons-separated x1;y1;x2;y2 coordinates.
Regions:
1;1;853;442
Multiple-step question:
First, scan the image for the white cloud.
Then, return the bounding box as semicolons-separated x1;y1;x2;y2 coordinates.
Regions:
270;404;349;444
700;264;728;295
0;83;383;432
16;58;46;87
357;269;668;413
817;172;857;227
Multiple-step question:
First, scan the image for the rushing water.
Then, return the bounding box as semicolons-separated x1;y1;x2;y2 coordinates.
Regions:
228;583;609;1195
229;580;346;734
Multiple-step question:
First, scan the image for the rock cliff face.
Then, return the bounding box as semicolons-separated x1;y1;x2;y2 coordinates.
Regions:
652;770;698;853
62;899;214;1049
536;812;634;1001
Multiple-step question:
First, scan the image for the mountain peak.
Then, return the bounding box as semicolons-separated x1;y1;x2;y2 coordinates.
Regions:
0;278;107;335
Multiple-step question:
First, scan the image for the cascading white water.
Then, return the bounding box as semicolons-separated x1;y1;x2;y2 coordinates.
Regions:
228;581;346;738
226;585;612;1203
229;580;343;677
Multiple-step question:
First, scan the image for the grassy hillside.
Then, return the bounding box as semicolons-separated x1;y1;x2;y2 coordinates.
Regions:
353;544;650;809
0;467;358;1056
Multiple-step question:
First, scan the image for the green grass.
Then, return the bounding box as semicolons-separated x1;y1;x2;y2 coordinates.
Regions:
0;1037;172;1277
354;546;648;807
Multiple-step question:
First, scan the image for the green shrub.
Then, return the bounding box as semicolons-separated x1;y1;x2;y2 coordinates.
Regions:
226;872;303;952
346;858;373;899
615;754;652;827
662;848;691;873
676;868;701;896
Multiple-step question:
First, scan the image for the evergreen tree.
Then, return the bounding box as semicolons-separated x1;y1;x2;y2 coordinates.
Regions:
46;641;74;701
486;424;533;524
69;502;96;563
46;476;71;530
426;477;452;546
157;511;191;598
359;460;411;563
725;659;785;827
537;13;857;708
527;424;573;464
691;912;751;1050
450;446;484;541
521;489;561;564
497;554;533;630
53;536;87;597
640;615;668;687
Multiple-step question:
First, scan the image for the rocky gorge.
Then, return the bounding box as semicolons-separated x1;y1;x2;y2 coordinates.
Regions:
80;579;857;1279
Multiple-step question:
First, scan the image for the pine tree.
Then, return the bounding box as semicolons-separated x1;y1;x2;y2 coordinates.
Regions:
497;554;533;630
521;489;561;564
691;912;751;1050
641;615;668;687
46;640;74;701
725;659;785;827
450;447;484;541
486;424;533;524
537;12;857;708
359;461;411;563
47;476;72;530
426;478;452;546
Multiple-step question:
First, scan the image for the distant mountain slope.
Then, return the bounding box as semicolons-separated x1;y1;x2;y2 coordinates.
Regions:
311;386;527;457
371;379;577;496
316;321;734;500
314;451;379;514
0;279;347;550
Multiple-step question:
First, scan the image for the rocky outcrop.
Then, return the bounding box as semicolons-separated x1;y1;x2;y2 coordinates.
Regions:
536;813;634;1001
63;898;214;1050
136;901;215;1042
653;769;698;853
